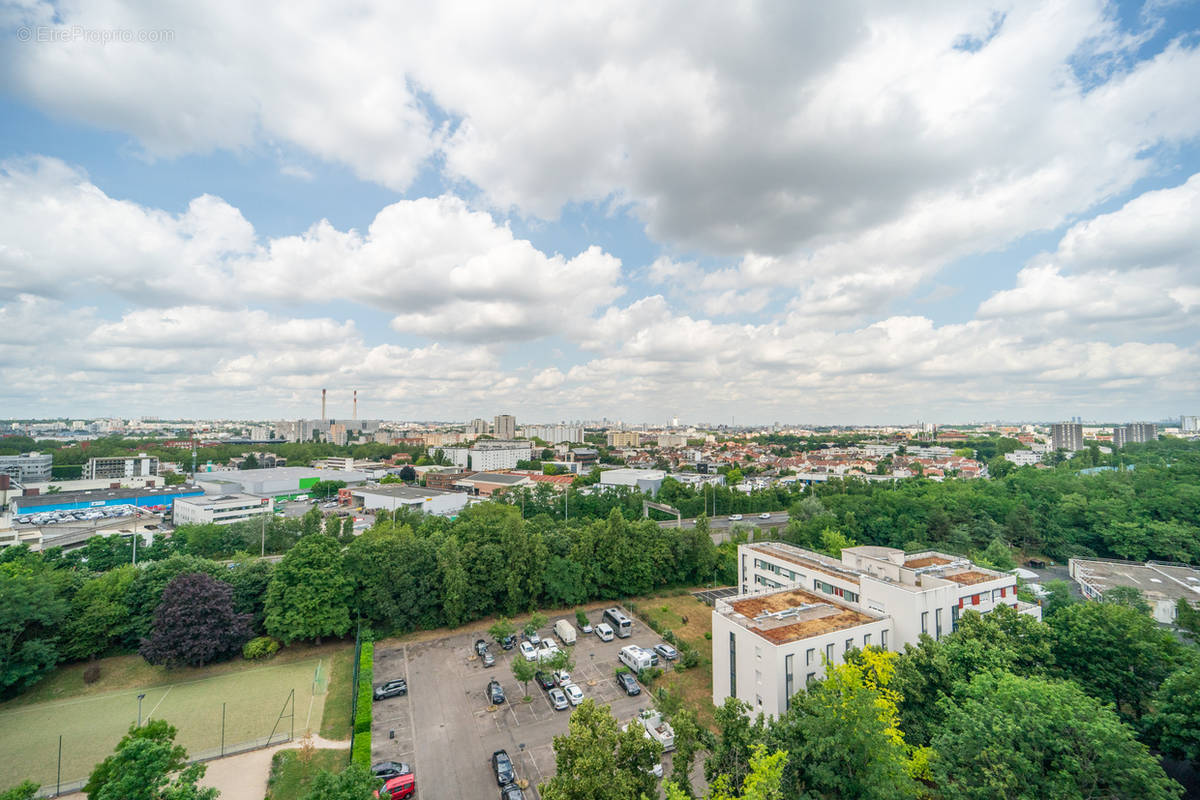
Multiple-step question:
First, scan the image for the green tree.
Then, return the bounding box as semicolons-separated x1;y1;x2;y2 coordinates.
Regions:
0;567;67;696
1144;665;1200;765
85;720;217;800
818;528;855;558
540;698;662;800
264;534;352;644
1050;601;1182;720
299;762;378;800
63;565;137;660
488;616;516;644
511;652;538;701
704;698;765;793
1040;579;1076;617
1176;599;1200;641
669;744;787;800
974;536;1015;570
0;781;38;800
932;671;1181;800
667;708;703;797
525;611;548;637
437;535;469;627
1102;585;1151;615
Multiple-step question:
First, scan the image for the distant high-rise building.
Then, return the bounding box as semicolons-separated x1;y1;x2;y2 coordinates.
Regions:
1113;423;1157;448
330;423;348;446
1181;415;1199;433
493;414;516;440
468;418;489;436
1051;423;1083;452
521;424;584;444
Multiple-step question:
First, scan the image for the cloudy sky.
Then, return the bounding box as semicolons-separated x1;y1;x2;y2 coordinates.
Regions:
1;1;1198;425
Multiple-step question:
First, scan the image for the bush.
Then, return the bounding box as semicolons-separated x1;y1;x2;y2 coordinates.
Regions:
350;733;372;769
351;639;374;769
704;631;712;640
637;667;664;685
680;648;700;669
243;636;281;660
662;630;677;645
575;609;588;628
83;664;101;684
615;665;630;676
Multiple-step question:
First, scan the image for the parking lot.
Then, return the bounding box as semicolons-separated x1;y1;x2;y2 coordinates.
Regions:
371;608;679;799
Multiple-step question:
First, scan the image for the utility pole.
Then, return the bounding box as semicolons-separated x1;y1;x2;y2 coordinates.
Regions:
261;508;267;558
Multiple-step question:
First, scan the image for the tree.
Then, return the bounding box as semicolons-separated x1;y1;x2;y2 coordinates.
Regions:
309;479;347;499
0;567;67;696
1050;600;1182;720
932;671;1181;800
240;453;259;470
540;698;662;800
525;611;548;637
765;651;917;800
398;465;417;482
704;698;765;793
264;533;353;644
85;720;217;800
226;558;274;633
975;536;1015;571
670;744;787;800
0;782;38;800
511;652;538;701
1144;665;1200;765
437;535;469;628
489;616;517;643
1176;599;1200;641
140;572;252;668
299;763;379;800
1103;585;1151;615
818;528;855;558
1040;579;1076;617
667;708;703;797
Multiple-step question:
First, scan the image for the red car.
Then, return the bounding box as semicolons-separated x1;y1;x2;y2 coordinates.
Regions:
375;774;415;799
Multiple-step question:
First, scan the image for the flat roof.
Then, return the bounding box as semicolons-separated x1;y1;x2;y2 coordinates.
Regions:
353;485;457;500
195;466;372;482
905;556;952;568
748;542;862;584
175;493;268;507
15;485;202;509
721;588;880;645
942;570;996;586
1072;559;1200;604
455;473;529;486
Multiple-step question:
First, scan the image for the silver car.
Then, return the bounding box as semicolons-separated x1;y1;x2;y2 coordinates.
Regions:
548;687;569;710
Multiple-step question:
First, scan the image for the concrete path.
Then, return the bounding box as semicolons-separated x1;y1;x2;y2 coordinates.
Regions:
199;735;349;800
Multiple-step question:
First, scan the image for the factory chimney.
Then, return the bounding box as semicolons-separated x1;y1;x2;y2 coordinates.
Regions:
322;388;327;421
353;390;358;420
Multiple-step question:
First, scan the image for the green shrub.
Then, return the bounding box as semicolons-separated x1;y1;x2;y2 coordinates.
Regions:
660;605;670;613
680;648;700;669
662;630;677;645
575;609;588;628
350;732;372;769
353;641;374;741
615;665;630;676
704;631;712;640
637;667;664;685
243;636;281;660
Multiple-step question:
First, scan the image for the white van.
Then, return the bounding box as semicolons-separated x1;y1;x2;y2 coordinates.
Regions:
619;645;653;672
595;623;614;642
554;619;577;645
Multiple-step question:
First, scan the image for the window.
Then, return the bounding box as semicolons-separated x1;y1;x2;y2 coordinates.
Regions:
881;629;888;650
806;672;816;685
935;608;943;640
845;638;853;654
951;605;960;632
785;654;794;710
729;632;737;697
844;589;860;603
755;669;762;685
972;593;980;605
825;642;834;663
863;633;872;647
921;611;929;635
805;647;815;666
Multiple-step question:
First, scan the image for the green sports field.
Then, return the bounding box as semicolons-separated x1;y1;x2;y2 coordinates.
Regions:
0;657;328;791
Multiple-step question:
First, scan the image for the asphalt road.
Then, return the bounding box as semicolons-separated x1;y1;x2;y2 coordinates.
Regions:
656;512;791;531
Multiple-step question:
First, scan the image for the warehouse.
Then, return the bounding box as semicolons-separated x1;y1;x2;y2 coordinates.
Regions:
193;466;371;501
11;484;203;515
351;485;469;516
173;493;274;526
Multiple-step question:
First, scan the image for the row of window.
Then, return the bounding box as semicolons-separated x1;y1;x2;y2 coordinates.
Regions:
753;557;800;583
812;578;860;604
754;574;783;589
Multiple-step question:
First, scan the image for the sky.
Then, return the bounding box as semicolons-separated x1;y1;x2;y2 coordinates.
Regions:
0;1;1198;426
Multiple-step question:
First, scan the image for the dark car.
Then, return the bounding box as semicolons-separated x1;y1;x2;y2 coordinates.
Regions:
475;638;490;657
492;749;515;785
373;679;408;700
535;671;556;691
499;634;517;650
500;783;527;800
654;643;679;661
488;679;506;705
616;671;641;696
374;774;415;799
372;761;412;780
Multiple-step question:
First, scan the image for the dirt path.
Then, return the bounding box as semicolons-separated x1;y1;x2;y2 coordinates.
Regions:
199;735;349;800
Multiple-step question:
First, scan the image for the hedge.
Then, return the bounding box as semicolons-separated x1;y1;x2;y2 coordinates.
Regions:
351;640;374;768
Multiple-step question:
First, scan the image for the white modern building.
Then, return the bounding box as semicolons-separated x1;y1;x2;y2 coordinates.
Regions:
598;468;666;496
84;454;159;480
521;424;585;444
1069;558;1200;625
713;542;1040;717
172;493;273;526
1003;450;1041;466
351;485;470;516
435;442;534;471
0;452;53;483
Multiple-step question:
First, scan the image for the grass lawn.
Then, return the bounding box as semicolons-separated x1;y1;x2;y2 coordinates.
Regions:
318;643;356;741
265;746;349;800
629;592;718;731
0;642;351;791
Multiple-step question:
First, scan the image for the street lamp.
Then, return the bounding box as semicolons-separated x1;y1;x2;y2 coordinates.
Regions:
137;693;146;727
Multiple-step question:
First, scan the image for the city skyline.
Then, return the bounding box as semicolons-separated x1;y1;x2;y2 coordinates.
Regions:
2;2;1199;422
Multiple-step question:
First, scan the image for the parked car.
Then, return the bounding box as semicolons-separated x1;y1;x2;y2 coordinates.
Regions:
481;649;496;667
475;638;490;657
548;687;569;710
375;774;415;799
492;749;515;785
617;671;641;696
729;514;743;521
563;683;584;705
759;512;772;519
372;761;412;780
643;647;659;667
535;671;556;691
552;669;572;687
373;679;408;700
654;643;679;661
525;631;542;646
500;784;527;800
499;634;517;650
519;641;538;661
580;620;593;634
488;679;506;705
595;623;614;642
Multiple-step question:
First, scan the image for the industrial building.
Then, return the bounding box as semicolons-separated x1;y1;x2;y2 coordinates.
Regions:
452;472;532;498
193;466;371;501
1069;558;1200;625
0;452;53;483
84;454;159;480
172;493;274;526
597;468;665;496
11;484;203;515
351;485;470;516
713;542;1039;717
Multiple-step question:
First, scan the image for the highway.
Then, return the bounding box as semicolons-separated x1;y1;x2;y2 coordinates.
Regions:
656;512;791;531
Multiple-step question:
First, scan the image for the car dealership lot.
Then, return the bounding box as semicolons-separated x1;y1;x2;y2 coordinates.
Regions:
371;609;673;800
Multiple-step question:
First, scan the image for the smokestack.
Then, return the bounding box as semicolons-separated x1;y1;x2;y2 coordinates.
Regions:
322;388;327;421
353;390;358;420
